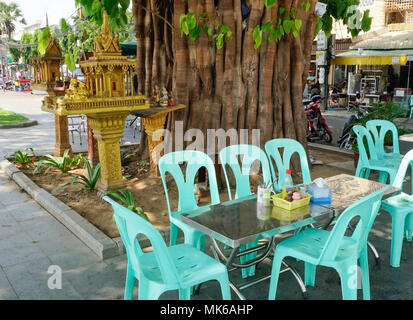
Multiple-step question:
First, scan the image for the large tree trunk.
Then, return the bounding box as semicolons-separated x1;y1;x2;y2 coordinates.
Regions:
131;0;317;161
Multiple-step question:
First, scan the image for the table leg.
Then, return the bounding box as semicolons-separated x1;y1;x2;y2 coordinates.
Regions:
209;237;309;300
281;260;308;299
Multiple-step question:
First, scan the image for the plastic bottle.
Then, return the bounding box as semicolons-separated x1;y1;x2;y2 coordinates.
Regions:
281;170;294;200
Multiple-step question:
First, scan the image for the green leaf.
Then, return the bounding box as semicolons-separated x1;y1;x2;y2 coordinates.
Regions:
361;10;372;32
65;53;76;73
264;0;276;8
268;29;277;42
279;7;286;15
216;33;224;49
253;25;262;49
314;18;323;38
119;0;130;9
221;25;230;34
60;18;70;34
189;25;202;41
261;22;274;33
180;18;189;36
37;26;50;55
186;13;197;30
282;18;294;34
336;1;347;18
203;25;213;36
294;18;302;31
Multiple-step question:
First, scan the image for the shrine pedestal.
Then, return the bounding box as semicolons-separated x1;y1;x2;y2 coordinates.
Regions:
87;112;130;193
132;105;185;176
53;114;72;157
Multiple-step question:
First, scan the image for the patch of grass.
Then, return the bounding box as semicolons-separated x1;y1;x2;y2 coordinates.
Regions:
0;108;29;125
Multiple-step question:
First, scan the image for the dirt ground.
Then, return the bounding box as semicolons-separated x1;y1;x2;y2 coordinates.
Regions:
14;146;354;239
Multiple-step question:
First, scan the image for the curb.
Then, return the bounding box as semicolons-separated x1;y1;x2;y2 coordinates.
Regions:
0;159;174;260
0;120;38;129
308;142;353;156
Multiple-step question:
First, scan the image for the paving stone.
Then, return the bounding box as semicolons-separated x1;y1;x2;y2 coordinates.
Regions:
63;262;125;300
0;219;25;241
0;231;33;251
3;257;83;300
0;268;18;300
0;241;48;268
18;215;75;242
6;200;48;222
0;184;30;206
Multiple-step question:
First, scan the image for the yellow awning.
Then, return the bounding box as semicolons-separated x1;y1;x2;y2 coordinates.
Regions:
331;50;413;66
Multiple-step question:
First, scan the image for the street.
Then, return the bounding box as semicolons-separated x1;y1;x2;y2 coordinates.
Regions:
0;91;140;158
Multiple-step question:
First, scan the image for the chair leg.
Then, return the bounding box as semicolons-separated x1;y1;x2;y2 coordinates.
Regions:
404;213;413;242
378;171;389;184
240;241;257;279
217;274;232;300
304;262;316;287
138;280;162;300
268;254;284;300
169;223;178;246
124;264;135;300
390;212;407;268
337;263;358;300
359;247;371;300
355;166;363;178
179;288;191;300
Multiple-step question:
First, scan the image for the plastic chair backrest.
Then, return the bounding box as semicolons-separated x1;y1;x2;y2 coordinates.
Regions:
103;196;179;285
353;125;378;164
392;149;413;190
219;144;273;200
366;120;400;158
318;187;388;263
158;150;220;214
264;138;312;190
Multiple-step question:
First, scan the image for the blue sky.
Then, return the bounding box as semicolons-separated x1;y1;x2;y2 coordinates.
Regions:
5;0;77;29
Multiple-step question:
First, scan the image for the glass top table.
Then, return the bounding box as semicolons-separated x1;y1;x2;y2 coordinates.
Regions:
180;173;400;300
181;195;333;249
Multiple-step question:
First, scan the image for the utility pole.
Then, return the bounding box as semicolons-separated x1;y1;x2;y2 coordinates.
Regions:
316;32;335;111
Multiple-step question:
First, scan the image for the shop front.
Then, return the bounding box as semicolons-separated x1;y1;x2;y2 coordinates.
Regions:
331;49;413;109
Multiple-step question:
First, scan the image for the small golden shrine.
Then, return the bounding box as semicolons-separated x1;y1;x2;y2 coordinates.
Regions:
31;36;64;96
42;10;150;193
31;31;71;157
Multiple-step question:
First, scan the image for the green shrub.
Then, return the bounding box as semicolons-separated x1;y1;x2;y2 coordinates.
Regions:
34;150;85;174
67;161;101;191
10;148;35;166
107;189;149;221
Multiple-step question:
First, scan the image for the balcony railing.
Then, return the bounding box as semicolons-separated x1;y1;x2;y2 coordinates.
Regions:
385;0;413;12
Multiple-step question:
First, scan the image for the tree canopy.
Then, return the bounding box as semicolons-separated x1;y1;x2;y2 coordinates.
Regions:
0;1;26;40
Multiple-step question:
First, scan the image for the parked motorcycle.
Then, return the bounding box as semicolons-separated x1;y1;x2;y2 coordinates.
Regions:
305;95;333;143
1;80;14;92
337;108;369;151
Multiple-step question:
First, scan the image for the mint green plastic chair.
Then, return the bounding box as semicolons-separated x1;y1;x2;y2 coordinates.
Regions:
103;196;231;300
268;187;388;300
158;150;220;249
219;144;273;199
353;125;400;185
219;144;273;279
264;138;312;190
381;149;413;267
366;120;403;162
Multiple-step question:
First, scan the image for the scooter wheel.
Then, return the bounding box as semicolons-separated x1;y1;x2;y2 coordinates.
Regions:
322;132;333;143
